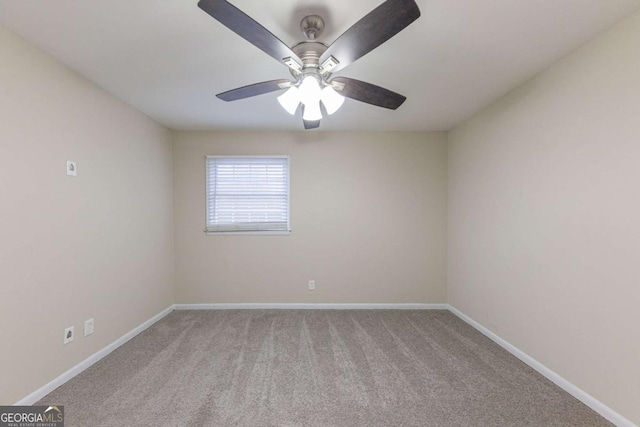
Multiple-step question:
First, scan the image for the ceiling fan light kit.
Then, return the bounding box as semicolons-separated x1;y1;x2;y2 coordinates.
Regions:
321;86;345;115
303;100;323;122
198;0;421;129
277;86;300;115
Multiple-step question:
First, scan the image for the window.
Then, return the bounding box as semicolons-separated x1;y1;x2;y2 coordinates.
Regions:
205;156;290;234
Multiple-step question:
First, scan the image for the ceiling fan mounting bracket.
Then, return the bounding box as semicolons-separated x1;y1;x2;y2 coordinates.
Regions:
320;56;339;74
282;57;302;72
300;15;325;40
329;80;346;91
277;81;293;90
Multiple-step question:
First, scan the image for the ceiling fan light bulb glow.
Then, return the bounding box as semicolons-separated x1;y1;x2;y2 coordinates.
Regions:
321;86;345;115
303;101;323;121
299;76;322;106
277;86;300;115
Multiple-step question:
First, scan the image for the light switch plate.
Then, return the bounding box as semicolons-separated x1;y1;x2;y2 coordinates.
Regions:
66;161;77;176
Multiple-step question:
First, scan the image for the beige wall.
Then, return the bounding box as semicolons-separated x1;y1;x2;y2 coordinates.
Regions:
173;131;447;304
0;28;174;404
448;12;640;424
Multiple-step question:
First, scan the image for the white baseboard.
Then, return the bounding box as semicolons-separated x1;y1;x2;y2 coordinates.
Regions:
174;303;448;310
15;305;175;405
447;305;636;427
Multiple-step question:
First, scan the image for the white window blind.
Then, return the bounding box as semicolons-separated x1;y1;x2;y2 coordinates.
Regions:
205;156;290;234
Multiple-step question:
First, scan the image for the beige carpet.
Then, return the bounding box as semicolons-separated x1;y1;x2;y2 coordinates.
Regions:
37;310;611;426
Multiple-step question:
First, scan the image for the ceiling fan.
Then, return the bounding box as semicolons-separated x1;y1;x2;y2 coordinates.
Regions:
197;0;421;129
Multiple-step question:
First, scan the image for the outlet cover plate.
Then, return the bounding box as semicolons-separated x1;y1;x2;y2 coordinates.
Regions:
66;160;77;176
64;326;74;344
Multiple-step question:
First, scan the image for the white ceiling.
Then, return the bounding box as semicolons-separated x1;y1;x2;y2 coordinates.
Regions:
1;0;639;131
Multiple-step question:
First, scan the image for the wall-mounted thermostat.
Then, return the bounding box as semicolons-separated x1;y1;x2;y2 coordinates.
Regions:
66;161;77;176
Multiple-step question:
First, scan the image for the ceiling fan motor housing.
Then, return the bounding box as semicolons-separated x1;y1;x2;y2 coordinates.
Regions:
292;42;326;68
290;41;330;83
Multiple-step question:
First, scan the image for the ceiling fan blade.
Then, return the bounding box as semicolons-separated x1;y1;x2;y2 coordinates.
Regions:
332;77;406;110
216;79;291;101
319;0;420;73
198;0;302;68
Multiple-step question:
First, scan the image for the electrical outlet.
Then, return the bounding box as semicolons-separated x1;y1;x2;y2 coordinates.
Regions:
66;161;77;176
309;280;315;290
84;318;94;337
64;326;74;345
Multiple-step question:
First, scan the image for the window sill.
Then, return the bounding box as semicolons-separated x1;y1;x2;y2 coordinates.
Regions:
204;230;291;236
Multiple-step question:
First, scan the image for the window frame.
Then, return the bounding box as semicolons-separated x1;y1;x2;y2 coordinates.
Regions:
204;155;291;236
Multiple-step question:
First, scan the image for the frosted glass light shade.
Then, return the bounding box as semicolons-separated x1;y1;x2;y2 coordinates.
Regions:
321;86;345;115
277;86;300;115
303;101;322;121
299;76;322;106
